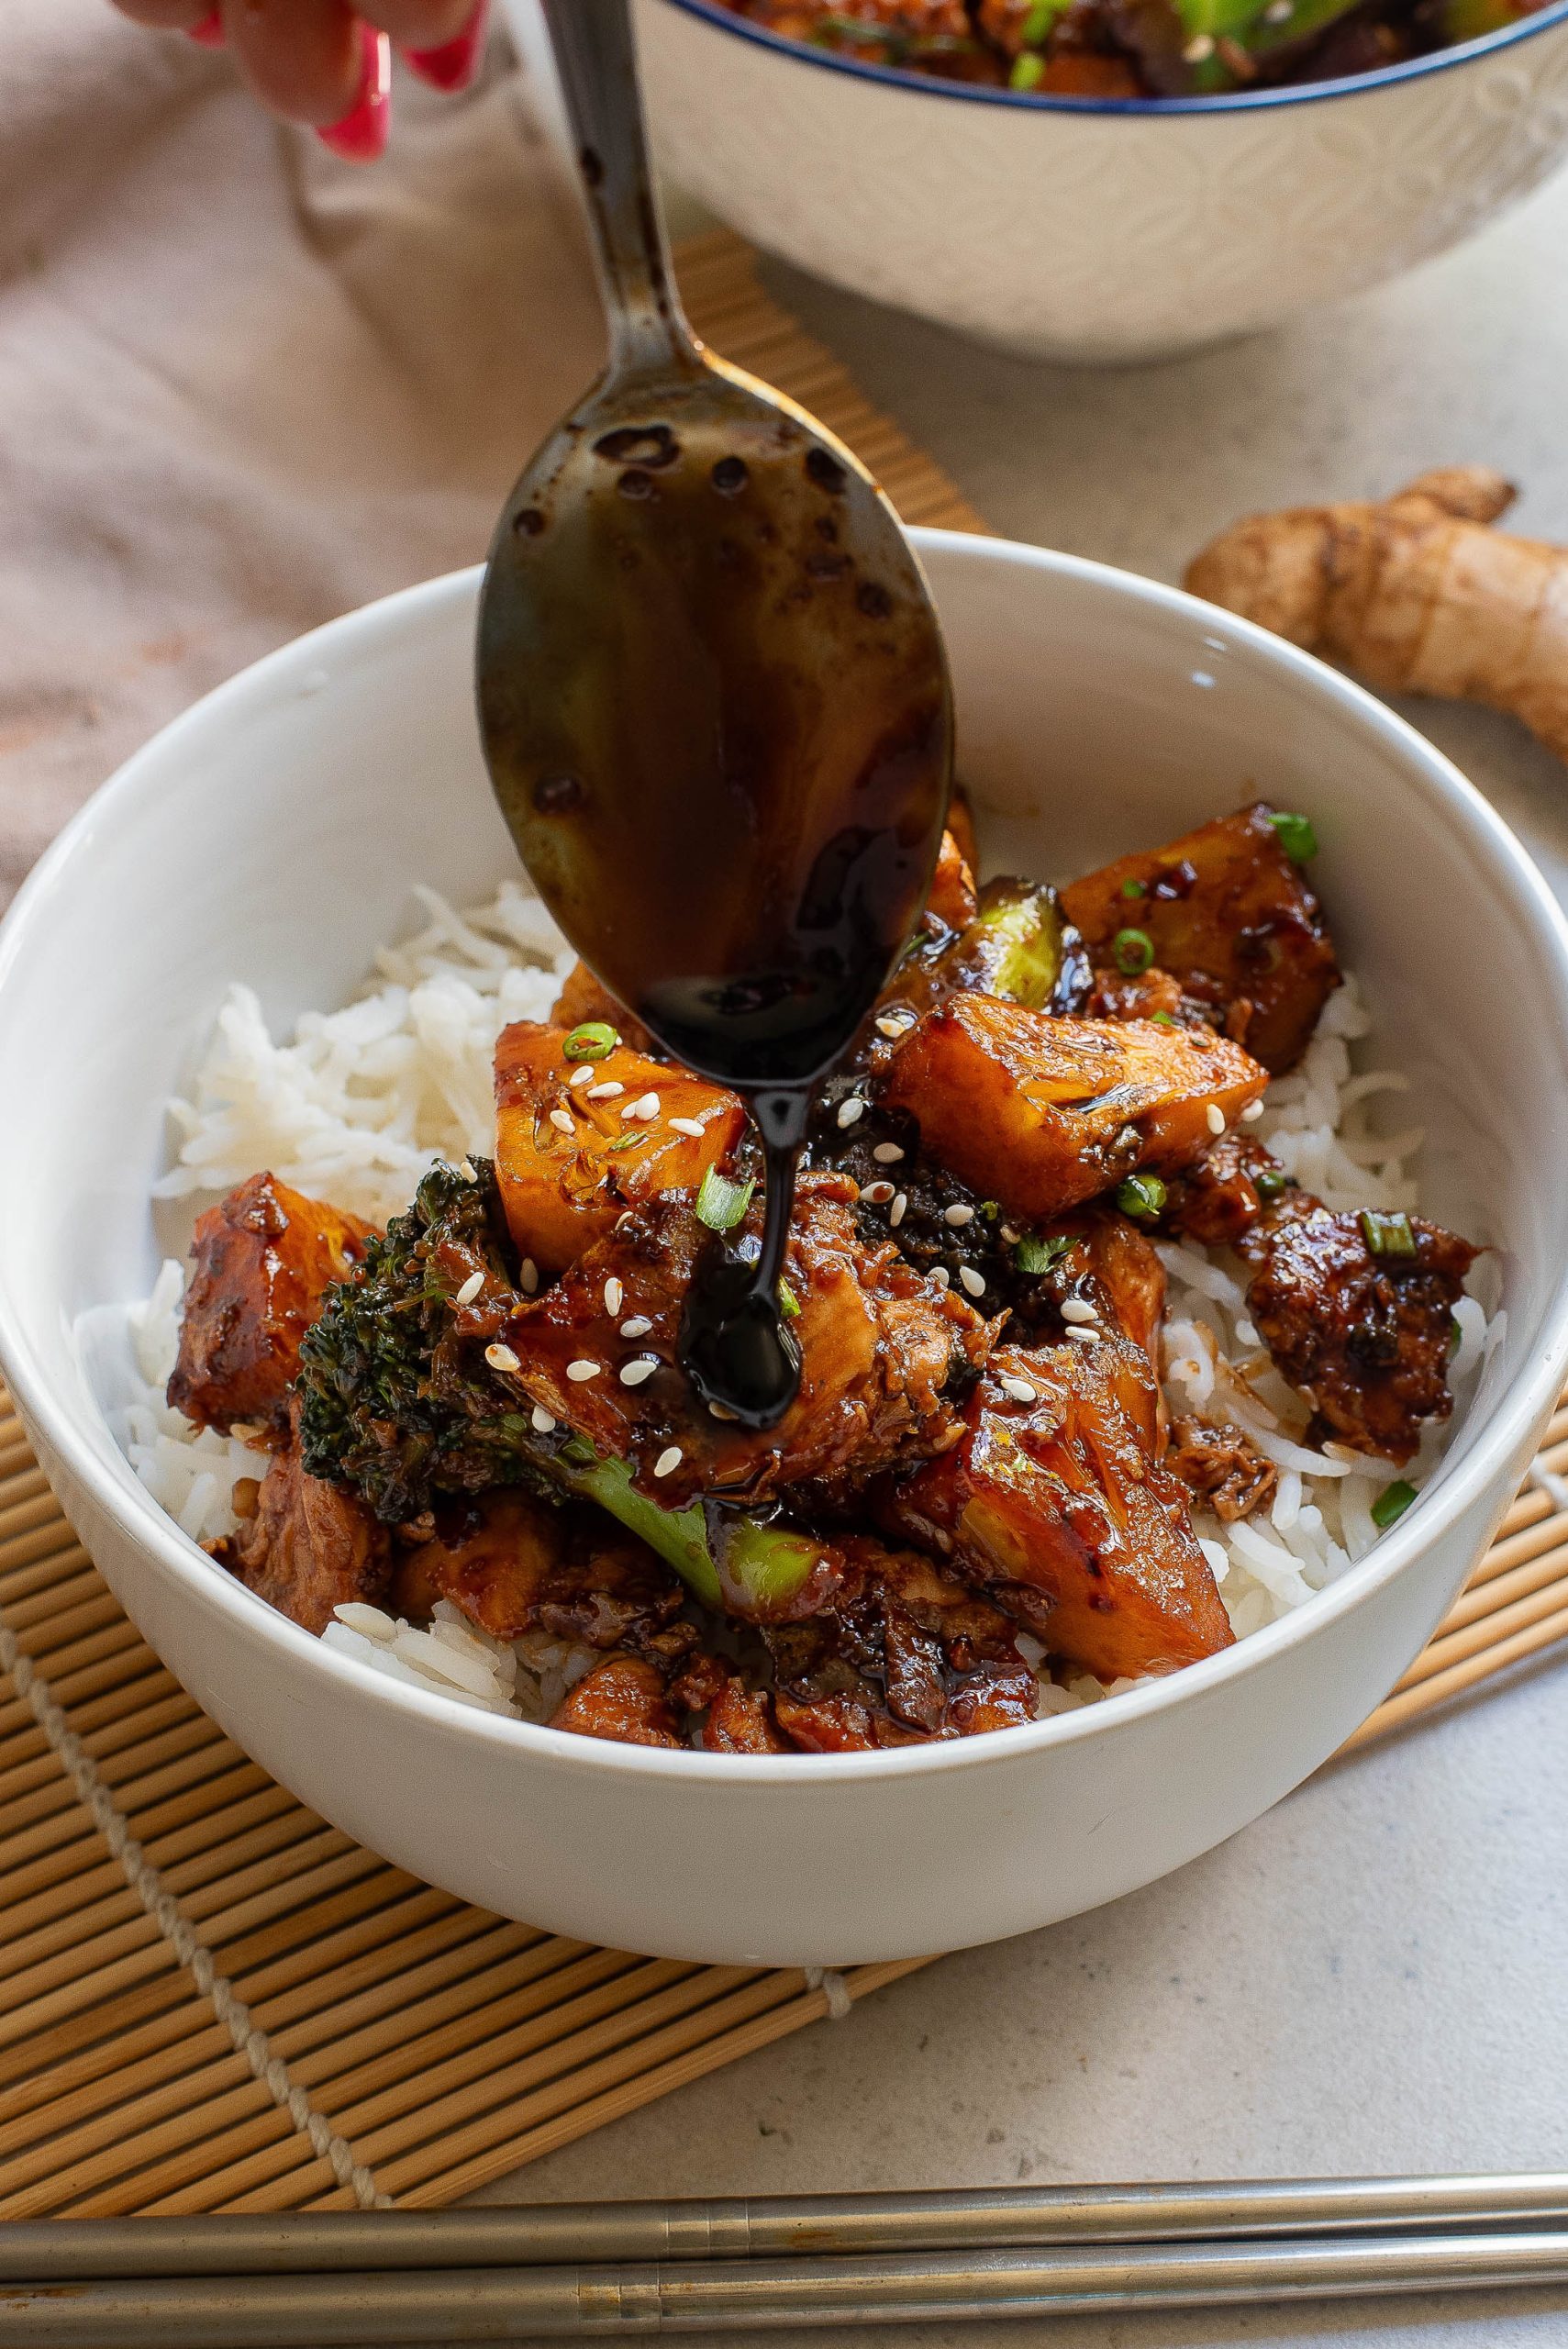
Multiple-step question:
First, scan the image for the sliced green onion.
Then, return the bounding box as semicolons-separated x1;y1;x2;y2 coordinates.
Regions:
1116;1173;1167;1219
563;1020;618;1062
1255;1166;1288;1200
1009;50;1046;85
1269;810;1319;863
1119;876;1148;899
778;1278;802;1320
695;1167;755;1233
1112;927;1155;975
606;1133;642;1152
1019;0;1060;38
980;1199;1001;1220
1360;1208;1417;1260
1449;1315;1462;1357
1150;1010;1178;1029
1372;1479;1418;1531
1015;1232;1074;1276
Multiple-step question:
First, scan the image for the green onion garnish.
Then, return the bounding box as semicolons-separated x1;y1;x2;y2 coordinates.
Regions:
1015;1232;1074;1276
1360;1208;1417;1259
1449;1316;1462;1356
1150;1010;1178;1029
1255;1167;1288;1200
980;1199;1001;1219
1119;876;1148;899
1372;1479;1418;1531
1009;50;1046;85
1269;810;1319;863
778;1278;802;1319
563;1021;618;1062
1019;0;1060;38
1116;1173;1167;1219
695;1167;755;1233
1112;927;1155;975
606;1133;642;1152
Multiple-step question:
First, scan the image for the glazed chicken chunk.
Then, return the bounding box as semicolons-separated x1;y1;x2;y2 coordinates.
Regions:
211;1403;389;1633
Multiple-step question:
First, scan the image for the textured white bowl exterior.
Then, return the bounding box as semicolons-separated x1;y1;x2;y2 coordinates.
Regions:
508;0;1568;362
3;536;1567;1966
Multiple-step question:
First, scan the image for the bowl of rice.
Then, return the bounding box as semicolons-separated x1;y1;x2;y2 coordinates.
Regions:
1;531;1565;1966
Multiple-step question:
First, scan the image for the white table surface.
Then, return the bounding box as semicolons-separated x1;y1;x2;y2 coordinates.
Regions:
470;167;1568;2347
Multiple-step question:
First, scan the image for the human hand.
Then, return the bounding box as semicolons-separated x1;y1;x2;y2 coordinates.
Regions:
109;0;489;159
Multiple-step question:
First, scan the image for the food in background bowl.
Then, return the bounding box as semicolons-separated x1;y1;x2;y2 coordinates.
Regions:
126;797;1492;1753
717;0;1551;97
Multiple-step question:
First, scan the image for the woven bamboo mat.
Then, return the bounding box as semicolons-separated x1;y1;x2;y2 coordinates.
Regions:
3;230;1566;2220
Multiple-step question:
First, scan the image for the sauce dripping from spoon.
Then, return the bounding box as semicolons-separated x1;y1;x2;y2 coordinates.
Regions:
476;0;952;1427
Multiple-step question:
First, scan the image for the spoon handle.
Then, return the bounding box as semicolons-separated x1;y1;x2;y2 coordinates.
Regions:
539;0;699;377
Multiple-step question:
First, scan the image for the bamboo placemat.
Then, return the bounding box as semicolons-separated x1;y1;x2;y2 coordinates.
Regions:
3;231;1565;2221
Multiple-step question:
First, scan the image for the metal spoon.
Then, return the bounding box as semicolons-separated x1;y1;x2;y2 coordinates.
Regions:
475;0;952;1428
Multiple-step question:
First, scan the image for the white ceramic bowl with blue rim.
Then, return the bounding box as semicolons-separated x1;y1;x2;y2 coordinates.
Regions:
502;0;1568;362
1;529;1565;1966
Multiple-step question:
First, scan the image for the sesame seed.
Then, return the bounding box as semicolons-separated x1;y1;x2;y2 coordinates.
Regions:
568;1063;596;1088
1241;1099;1264;1123
1064;1323;1100;1343
455;1158;477;1184
929;1265;950;1288
944;1203;975;1227
1263;1;1291;20
654;1445;683;1477
837;1097;867;1129
622;1091;661;1121
1183;29;1215;57
876;1013;916;1039
520;1258;539;1296
999;1374;1038;1405
485;1342;520;1374
620;1357;658;1387
566;1359;600;1382
620;1315;653;1339
669;1117;705;1139
1001;1226;1021;1245
1206;1102;1226;1135
873;1142;906;1164
531;1404;556;1433
454;1270;484;1307
604;1277;624;1317
959;1265;985;1298
889;1192;907;1228
549;1108;575;1135
708;1400;739;1421
1061;1298;1097;1325
863;1180;895;1205
587;1079;624;1099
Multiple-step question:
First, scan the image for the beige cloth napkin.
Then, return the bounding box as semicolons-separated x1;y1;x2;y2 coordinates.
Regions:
0;0;607;907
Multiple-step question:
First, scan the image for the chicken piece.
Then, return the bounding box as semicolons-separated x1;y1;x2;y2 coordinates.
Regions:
928;829;978;932
500;1173;993;1508
393;1487;684;1650
211;1411;390;1633
702;1678;791;1753
1166;1416;1279;1522
549;1653;684;1748
494;1021;748;1275
1240;1202;1479;1462
880;1341;1232;1681
1060;803;1340;1073
168;1173;373;1436
1162;1130;1285;1249
766;1538;1039;1752
550;961;653;1055
877;994;1267;1224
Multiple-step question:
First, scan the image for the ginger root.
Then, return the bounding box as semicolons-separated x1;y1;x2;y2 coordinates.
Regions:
1185;468;1568;764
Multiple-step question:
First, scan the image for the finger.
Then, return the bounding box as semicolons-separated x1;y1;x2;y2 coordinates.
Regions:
109;0;211;27
221;0;363;124
355;0;474;43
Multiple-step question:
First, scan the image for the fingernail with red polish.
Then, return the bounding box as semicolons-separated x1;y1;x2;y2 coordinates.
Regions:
317;24;392;161
403;0;489;91
186;7;225;44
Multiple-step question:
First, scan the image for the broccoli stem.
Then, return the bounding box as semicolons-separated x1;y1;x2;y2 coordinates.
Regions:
553;1447;824;1616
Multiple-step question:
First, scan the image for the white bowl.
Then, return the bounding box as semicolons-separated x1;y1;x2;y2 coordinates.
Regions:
2;533;1566;1967
503;0;1568;362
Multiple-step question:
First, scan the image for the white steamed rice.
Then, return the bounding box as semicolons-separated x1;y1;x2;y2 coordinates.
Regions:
121;880;1503;1728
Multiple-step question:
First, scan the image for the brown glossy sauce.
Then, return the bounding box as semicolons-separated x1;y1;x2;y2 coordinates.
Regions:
480;382;951;1426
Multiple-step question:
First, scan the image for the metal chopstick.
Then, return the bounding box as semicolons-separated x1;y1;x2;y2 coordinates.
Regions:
4;2172;1568;2279
3;2232;1568;2343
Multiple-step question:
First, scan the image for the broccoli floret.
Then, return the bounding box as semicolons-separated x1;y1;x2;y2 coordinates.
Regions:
296;1158;544;1521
